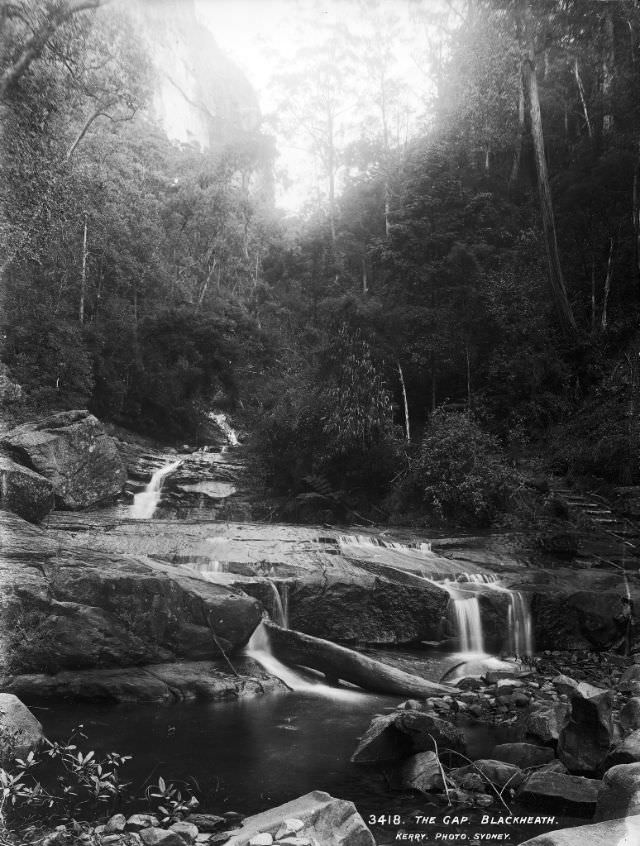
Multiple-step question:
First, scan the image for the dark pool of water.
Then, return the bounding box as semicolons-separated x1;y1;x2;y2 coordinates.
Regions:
37;686;587;846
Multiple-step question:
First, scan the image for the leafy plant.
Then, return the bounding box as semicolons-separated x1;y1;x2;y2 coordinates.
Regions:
145;776;199;825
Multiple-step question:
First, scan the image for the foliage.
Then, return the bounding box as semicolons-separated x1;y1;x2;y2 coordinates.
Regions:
409;410;518;525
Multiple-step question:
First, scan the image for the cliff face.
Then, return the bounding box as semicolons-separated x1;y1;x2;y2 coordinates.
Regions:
129;0;260;149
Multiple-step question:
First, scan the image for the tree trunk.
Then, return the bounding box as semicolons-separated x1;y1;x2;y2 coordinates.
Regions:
521;39;577;334
602;7;615;134
79;214;88;323
465;342;472;411
397;361;410;443
574;58;593;139
362;256;368;294
510;76;525;184
601;235;615;331
633;140;640;284
430;349;437;414
591;254;596;333
264;622;457;697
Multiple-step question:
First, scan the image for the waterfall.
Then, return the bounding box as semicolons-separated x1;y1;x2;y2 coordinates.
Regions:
130;459;182;519
208;412;239;447
450;595;485;654
267;581;289;629
507;591;534;657
338;534;432;552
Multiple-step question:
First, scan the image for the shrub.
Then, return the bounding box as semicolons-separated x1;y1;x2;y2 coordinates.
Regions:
412;410;517;525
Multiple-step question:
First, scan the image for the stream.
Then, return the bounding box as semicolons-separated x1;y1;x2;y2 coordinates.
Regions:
34;418;583;844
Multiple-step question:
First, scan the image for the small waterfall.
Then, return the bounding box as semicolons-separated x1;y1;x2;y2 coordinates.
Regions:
338;534;432;552
267;581;289;629
130;459;181;519
208;412;239;447
450;595;485;654
507;591;534;657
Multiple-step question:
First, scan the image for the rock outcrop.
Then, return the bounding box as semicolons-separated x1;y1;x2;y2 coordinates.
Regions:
0;511;264;698
2;410;126;508
0;693;43;765
223;791;375;846
593;762;640;821
0;454;54;522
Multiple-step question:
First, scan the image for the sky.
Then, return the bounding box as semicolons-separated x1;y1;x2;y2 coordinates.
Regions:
194;0;438;212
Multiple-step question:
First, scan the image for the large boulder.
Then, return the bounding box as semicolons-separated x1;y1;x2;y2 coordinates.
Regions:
2;410;126;508
526;702;571;744
350;715;410;764
394;710;466;755
520;814;640;845
518;771;600;812
491;743;555;769
400;751;444;793
0;693;43;765
223;791;374;846
602;728;640;768
0;511;262;689
593;762;640;821
449;759;525;790
0;455;54;522
620;697;640;731
558;683;613;772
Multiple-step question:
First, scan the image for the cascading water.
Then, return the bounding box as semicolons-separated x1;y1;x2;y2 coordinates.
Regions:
130;459;182;519
450;595;485;654
507;591;534;657
267;581;289;629
208;412;239;447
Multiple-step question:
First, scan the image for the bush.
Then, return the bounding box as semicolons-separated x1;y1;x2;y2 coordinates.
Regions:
411;410;517;525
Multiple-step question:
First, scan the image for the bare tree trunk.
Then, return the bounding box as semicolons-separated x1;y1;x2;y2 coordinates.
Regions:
510;76;525;184
384;182;391;237
465;342;472;411
362;256;368;294
79;213;88;323
521;36;577;334
574;58;593;139
601;235;615;330
397;361;410;443
602;7;615;134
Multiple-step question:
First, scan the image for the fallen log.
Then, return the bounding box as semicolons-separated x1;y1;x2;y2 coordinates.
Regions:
264;621;457;697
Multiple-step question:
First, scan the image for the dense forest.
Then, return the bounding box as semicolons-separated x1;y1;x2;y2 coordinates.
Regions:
2;0;640;527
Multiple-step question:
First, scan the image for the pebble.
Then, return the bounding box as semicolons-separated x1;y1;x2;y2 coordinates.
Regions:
249;835;273;846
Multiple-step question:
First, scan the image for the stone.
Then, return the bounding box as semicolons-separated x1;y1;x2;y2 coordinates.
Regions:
593;762;640;821
0;512;263;686
170;823;199;844
127;816;161;832
620;697;640;731
248;836;272;846
450;760;525;790
276;820;305;837
394;711;466;754
224;791;374;846
518;814;640;845
617;664;640;692
400;751;443;793
0;693;43;765
558;683;613;772
0;455;54;523
525;703;570;744
350;714;409;764
140;829;186;846
491;742;555;769
603;728;640;768
106;816;127;834
551;675;579;697
460;772;484;791
101;837;122;845
185;817;227;834
518;772;601;812
2;410;126;509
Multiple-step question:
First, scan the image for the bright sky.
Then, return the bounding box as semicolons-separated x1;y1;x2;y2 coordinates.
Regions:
195;0;437;212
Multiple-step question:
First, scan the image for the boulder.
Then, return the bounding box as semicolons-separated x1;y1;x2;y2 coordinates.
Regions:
0;511;263;687
350;715;409;764
169;823;199;844
449;760;525;790
526;702;570;744
0;693;43;765
491;742;555;769
558;683;613;772
400;751;443;793
0;455;54;523
223;791;374;846
617;664;640;692
603;728;640;768
394;711;466;754
2;410;126;508
106;816;128;834
127;816;161;832
518;771;600;812
184;816;226;833
620;697;640;731
551;675;579;697
593;762;640;821
140;830;185;846
519;814;640;845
